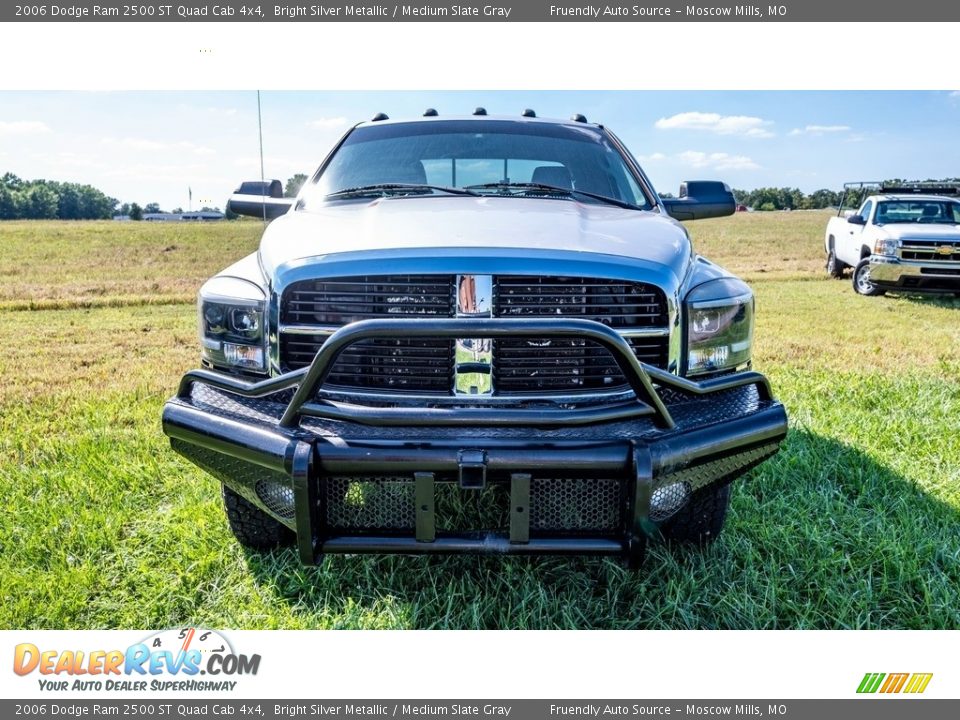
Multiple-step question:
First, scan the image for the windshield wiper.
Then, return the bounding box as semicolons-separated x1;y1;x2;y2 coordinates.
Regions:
463;182;641;211
324;183;478;200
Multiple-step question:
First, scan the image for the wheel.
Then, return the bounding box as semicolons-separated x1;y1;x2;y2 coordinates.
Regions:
659;483;731;546
852;259;886;296
222;484;294;551
826;250;845;278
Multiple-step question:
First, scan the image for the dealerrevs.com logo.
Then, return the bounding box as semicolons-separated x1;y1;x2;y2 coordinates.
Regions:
857;673;933;694
13;628;260;693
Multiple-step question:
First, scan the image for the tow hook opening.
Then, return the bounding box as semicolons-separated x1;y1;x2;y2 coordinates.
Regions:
458;449;487;489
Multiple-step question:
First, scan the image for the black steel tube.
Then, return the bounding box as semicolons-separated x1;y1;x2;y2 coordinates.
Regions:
299;398;655;427
177;366;308;399
315;442;632;474
279;317;675;429
651;404;788;473
642;365;774;401
161;401;296;474
320;535;625;556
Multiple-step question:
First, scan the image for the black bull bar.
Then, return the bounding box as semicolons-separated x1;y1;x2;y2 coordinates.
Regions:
162;318;788;565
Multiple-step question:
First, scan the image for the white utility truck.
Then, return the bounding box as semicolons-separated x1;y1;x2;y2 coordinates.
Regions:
824;182;960;296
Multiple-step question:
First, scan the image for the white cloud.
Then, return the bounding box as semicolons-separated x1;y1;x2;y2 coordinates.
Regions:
677;151;759;171
789;124;851;136
0;120;51;136
101;137;215;155
949;91;960;98
636;152;667;162
654;112;774;138
307;117;348;130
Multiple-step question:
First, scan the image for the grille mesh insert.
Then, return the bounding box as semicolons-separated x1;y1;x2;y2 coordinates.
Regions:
282;275;455;325
529;478;623;535
325;476;416;531
323;475;625;535
494;276;667;328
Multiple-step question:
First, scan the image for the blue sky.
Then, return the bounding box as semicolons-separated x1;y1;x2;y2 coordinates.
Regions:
1;90;958;210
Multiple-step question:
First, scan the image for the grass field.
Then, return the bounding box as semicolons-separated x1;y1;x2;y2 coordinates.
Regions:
1;212;958;629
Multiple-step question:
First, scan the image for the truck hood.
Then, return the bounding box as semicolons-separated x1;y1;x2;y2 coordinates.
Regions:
257;196;692;281
879;224;960;241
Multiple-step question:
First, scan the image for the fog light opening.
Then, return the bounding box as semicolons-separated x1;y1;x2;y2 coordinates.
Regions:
650;481;692;522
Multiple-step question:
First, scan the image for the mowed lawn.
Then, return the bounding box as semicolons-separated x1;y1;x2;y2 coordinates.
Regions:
1;213;958;629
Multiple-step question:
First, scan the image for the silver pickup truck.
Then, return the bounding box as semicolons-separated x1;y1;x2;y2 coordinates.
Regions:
161;111;787;568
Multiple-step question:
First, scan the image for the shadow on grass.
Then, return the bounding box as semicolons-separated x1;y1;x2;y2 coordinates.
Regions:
892;292;960;308
240;430;960;629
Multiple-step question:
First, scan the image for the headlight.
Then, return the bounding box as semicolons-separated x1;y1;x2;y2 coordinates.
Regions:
684;278;754;377
874;237;898;256
198;276;266;372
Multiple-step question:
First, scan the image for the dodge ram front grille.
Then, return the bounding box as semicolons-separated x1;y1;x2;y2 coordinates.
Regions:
283;275;456;325
493;336;669;393
280;335;455;393
494;275;667;328
280;275;670;394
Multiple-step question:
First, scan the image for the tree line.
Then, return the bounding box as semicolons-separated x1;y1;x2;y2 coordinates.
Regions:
731;187;842;211
0;173;117;220
732;179;960;211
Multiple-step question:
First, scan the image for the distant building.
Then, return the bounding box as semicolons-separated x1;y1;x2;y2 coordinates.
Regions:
181;210;225;221
113;210;225;222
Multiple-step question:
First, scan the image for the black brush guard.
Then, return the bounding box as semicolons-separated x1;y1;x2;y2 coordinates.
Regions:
162;318;788;566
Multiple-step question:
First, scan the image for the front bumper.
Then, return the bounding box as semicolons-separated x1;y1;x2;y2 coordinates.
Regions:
162;318;787;565
869;256;960;292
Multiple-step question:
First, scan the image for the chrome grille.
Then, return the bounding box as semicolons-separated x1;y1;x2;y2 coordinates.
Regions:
279;274;670;394
899;240;960;262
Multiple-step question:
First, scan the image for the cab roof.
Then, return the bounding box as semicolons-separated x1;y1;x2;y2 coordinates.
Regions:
354;113;602;130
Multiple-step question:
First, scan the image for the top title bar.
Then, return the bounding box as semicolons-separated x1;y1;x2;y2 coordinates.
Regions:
4;0;960;22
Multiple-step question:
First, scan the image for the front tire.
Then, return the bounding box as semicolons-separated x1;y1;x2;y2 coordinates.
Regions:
222;484;294;551
826;250;845;278
853;259;886;296
659;483;731;546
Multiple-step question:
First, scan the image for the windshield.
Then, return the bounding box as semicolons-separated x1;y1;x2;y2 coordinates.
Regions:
875;200;960;224
301;120;654;210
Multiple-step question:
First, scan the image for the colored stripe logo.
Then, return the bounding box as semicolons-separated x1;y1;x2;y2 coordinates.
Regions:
857;672;933;694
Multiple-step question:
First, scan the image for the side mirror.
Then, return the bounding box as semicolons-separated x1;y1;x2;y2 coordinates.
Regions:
661;181;736;221
226;179;294;220
847;214;866;226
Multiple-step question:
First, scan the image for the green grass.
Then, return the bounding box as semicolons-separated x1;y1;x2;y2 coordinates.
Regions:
0;216;958;629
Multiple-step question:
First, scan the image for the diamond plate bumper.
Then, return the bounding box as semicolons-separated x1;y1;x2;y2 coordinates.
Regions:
162;318;788;564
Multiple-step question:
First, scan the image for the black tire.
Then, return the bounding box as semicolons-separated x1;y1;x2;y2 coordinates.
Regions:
623;534;648;570
659;483;731;546
852;258;886;296
826;249;845;278
222;484;294;551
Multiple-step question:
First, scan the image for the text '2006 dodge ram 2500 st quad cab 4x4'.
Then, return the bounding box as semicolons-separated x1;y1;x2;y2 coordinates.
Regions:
162;111;788;568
